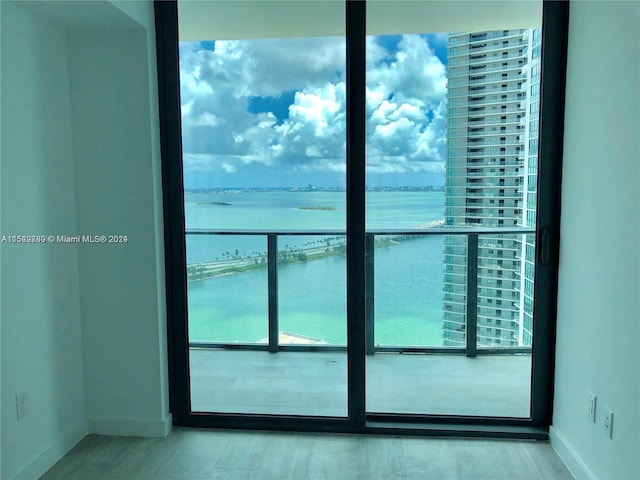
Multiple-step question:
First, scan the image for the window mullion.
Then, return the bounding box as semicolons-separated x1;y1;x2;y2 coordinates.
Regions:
346;0;367;426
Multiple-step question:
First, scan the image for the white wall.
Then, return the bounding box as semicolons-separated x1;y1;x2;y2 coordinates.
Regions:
551;1;640;479
110;0;171;427
68;18;170;437
0;3;86;478
0;0;169;477
178;1;541;41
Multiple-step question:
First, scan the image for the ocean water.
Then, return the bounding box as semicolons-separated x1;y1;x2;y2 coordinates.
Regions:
185;191;447;346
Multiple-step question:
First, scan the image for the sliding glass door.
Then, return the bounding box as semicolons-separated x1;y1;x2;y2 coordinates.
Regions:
157;0;568;434
177;0;349;417
364;3;544;418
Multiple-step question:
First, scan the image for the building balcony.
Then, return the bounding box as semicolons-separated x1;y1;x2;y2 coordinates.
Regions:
447;108;524;120
186;228;534;418
449;30;525;45
448;41;528;59
448;127;525;138
449;84;523;98
451;151;523;160
450;75;525;88
463;96;523;107
465;52;528;66
443;293;466;304
189;349;531;417
446;193;524;203
448;117;525;128
448;62;523;78
460;139;525;148
448;97;523;109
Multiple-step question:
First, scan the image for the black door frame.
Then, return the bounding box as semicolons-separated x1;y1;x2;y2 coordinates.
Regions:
155;0;569;439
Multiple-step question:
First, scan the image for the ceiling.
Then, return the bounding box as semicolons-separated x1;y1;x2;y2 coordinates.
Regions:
17;0;140;30
178;0;543;41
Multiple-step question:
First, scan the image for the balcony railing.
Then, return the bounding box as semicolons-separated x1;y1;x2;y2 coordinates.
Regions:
185;227;535;358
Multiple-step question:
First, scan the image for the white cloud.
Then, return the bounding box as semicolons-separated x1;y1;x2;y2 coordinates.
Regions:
179;34;447;181
186;111;224;127
183;153;217;171
364;36;447;174
272;82;346;165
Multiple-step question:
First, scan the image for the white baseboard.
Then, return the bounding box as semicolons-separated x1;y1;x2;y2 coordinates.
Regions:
86;413;172;437
549;426;596;480
12;421;87;480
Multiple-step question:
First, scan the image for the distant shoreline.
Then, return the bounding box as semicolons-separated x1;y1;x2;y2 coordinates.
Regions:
297;206;338;211
185;186;445;193
187;242;348;282
416;219;445;229
187;221;444;282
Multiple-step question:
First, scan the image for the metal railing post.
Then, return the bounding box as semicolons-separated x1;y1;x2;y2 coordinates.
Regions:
268;234;278;353
365;233;375;355
466;233;479;358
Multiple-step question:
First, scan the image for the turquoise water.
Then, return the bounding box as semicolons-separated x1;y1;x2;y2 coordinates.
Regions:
185;190;444;230
185;191;447;346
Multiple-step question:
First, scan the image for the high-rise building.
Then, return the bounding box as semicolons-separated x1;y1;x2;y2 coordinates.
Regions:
519;28;542;346
442;29;541;347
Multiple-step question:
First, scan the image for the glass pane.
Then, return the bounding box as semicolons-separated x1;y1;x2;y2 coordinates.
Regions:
373;235;445;347
475;233;524;348
186;234;267;344
278;235;347;346
366;1;541;417
179;0;347;416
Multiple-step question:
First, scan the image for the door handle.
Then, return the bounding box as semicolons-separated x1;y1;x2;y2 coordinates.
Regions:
539;227;551;265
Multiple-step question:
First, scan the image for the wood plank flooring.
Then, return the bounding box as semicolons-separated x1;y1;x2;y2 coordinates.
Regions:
41;429;574;480
190;349;531;418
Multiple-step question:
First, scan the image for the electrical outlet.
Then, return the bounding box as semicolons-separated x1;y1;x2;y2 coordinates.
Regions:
604;408;614;439
16;391;28;421
587;392;597;422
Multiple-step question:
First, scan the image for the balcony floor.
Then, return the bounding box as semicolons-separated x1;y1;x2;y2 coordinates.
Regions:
190;349;531;418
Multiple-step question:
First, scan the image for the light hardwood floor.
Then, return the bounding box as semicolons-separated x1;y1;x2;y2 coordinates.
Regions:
41;428;574;480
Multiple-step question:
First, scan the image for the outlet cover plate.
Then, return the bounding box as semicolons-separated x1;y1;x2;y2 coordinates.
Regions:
16;391;28;421
604;408;614;439
588;392;597;422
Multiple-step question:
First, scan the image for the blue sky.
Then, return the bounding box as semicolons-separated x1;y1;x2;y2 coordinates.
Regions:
179;34;448;188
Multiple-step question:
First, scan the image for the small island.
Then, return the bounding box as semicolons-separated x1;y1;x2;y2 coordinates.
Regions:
297;206;337;211
198;201;232;206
